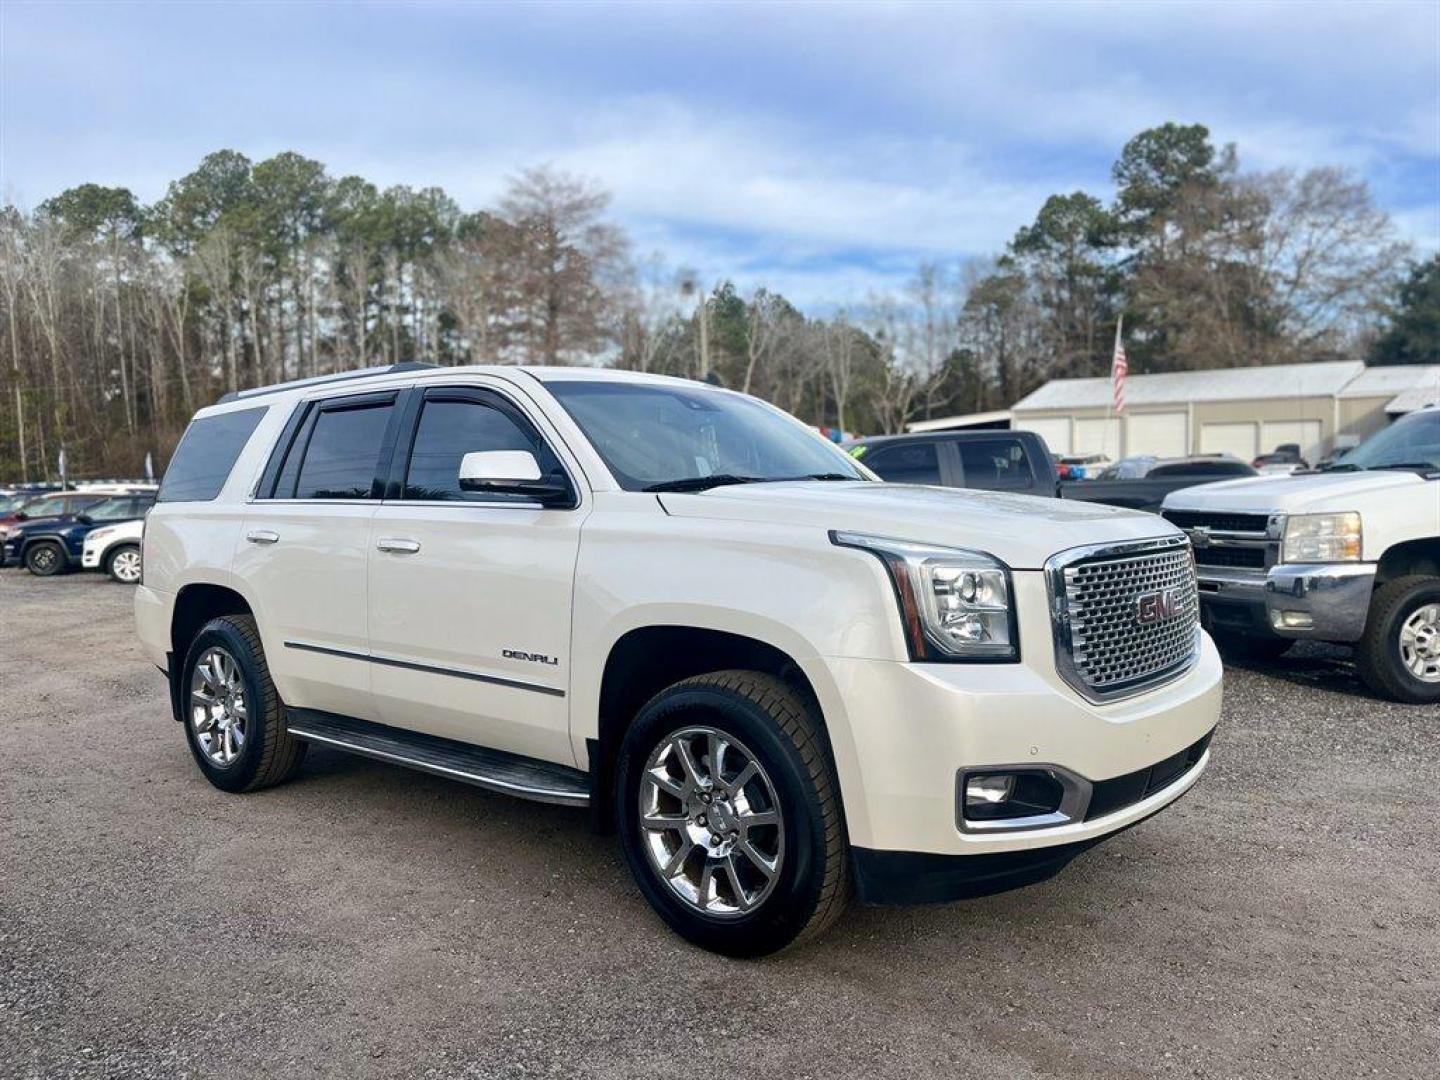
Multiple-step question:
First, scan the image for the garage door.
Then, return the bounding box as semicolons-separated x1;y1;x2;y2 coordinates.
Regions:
1199;421;1259;460
1018;417;1071;456
1260;420;1323;462
1073;417;1122;457
1126;411;1188;457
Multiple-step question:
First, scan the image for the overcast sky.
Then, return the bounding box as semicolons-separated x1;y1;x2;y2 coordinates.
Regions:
2;0;1436;307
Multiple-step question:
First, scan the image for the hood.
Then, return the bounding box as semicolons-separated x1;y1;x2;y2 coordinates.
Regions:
658;481;1178;569
1161;469;1427;514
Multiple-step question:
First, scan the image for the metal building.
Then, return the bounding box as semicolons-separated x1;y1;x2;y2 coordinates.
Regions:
1004;361;1440;463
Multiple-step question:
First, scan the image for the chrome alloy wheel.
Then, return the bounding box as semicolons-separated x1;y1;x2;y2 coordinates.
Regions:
1399;603;1440;683
190;647;248;766
638;726;785;918
111;548;142;583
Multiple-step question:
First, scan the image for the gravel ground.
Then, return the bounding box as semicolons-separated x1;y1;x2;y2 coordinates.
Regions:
1;570;1436;1079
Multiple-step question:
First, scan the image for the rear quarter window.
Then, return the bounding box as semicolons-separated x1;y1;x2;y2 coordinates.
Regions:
157;407;268;503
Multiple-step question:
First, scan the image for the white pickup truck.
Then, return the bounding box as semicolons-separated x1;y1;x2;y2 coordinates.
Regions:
136;364;1222;955
1163;405;1440;704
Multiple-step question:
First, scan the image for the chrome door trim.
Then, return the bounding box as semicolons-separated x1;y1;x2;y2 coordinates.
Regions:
283;640;565;698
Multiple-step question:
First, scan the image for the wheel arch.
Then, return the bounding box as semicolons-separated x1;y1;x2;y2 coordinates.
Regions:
587;624;841;834
167;582;257;722
1376;537;1440;584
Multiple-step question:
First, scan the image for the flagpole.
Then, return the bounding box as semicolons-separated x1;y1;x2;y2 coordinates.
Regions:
1106;315;1125;460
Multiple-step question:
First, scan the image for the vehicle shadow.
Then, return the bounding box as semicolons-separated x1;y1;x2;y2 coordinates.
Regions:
1222;642;1386;701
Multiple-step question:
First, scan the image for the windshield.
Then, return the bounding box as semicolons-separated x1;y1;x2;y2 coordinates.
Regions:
0;494;28;513
1336;411;1440;471
84;497;138;520
19;495;69;517
547;380;868;492
1098;457;1155;480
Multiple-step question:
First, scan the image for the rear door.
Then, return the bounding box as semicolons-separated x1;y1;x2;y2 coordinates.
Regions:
366;382;586;765
953;435;1043;494
236;390;403;721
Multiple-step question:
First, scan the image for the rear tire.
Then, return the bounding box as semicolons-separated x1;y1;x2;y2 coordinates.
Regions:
24;541;66;577
180;615;307;792
105;543;142;584
1355;576;1440;704
616;670;849;957
1211;629;1293;662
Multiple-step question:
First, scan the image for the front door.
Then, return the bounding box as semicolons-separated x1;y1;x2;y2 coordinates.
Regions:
367;384;586;766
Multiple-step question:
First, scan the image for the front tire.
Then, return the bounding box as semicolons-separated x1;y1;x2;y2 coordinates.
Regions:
24;541;66;577
616;670;849;957
180;615;307;792
1356;576;1440;704
105;543;142;584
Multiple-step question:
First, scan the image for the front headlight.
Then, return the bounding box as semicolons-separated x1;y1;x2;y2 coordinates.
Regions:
1282;512;1362;563
832;531;1018;661
86;526;117;545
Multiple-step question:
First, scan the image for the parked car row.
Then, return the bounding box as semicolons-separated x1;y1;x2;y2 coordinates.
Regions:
0;484;155;582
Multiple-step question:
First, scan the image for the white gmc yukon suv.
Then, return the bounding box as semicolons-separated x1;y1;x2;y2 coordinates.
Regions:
136;364;1222;955
1163;405;1440;705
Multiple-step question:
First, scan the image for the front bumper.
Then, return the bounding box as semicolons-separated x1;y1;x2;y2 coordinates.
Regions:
807;571;1224;861
1264;563;1375;641
81;546;102;569
1196;562;1375;643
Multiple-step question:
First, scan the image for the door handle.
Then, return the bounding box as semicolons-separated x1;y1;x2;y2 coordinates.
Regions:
246;530;280;545
376;537;421;554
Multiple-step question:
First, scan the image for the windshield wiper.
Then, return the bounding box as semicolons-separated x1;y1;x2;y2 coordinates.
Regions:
642;474;766;493
1319;462;1362;472
1371;462;1440;472
781;472;860;482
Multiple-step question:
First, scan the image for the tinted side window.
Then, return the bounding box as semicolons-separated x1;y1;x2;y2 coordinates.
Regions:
865;443;942;484
404;398;550;501
293;403;393;500
957;437;1036;492
158;407;267;502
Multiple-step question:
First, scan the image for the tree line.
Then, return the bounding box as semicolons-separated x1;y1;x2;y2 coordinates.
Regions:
0;122;1432;480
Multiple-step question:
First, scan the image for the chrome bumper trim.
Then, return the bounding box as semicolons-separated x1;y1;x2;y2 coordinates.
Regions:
1264;563;1376;643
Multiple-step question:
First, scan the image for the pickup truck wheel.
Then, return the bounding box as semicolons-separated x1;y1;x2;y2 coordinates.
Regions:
1210;629;1292;662
617;670;849;957
105;543;142;584
181;615;307;792
24;541;66;577
1356;576;1440;704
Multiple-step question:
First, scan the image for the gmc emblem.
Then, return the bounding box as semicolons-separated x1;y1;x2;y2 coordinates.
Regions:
1136;589;1182;625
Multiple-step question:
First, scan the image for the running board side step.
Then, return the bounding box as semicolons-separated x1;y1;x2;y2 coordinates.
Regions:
286;709;590;808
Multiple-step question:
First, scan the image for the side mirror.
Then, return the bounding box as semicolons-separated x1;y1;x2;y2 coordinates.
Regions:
76;513;93;525
458;451;572;506
13;512;27;521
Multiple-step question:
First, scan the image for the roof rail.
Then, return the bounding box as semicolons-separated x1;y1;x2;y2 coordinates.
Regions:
215;362;439;404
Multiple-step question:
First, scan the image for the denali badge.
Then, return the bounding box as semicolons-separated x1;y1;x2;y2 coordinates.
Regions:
503;649;560;666
1136;589;1182;626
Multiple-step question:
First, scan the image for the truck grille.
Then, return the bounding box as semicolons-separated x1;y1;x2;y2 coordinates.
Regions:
1047;537;1201;702
1193;546;1266;569
1161;509;1271;534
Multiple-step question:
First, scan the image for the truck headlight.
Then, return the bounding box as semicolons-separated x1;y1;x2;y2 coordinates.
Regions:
1282;512;1362;564
831;531;1018;661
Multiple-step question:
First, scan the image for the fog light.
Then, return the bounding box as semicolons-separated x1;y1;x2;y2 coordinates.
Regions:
1274;610;1314;629
960;769;1067;824
965;774;1016;806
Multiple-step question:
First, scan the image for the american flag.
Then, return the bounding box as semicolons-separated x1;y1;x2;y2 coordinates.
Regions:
1111;316;1128;414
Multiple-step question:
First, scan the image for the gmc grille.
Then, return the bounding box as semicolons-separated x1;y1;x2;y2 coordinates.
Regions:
1047;537;1201;702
